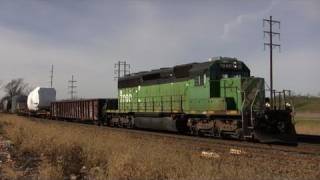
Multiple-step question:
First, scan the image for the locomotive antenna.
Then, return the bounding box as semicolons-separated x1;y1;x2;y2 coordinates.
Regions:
263;16;280;108
114;61;130;80
50;64;54;88
68;75;77;99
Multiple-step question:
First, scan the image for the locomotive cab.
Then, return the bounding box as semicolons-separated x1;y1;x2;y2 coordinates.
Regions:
189;57;296;143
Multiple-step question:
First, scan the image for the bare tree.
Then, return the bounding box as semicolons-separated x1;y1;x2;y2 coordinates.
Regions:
24;86;34;95
3;78;30;99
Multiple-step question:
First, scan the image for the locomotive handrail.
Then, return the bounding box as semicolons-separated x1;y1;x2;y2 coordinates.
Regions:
240;91;247;134
250;90;260;127
120;95;186;113
264;89;294;111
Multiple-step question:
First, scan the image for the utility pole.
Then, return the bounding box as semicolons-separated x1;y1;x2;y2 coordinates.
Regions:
68;75;77;99
114;61;130;80
263;16;280;107
50;64;54;88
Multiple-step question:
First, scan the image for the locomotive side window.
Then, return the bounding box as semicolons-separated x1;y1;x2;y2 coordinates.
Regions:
200;75;204;86
194;74;206;86
194;76;200;86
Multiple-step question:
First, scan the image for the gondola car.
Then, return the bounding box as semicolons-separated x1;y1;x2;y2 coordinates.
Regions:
51;98;117;124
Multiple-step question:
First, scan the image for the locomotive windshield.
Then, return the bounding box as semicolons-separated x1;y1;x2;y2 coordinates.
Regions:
221;70;249;78
219;61;250;78
210;60;250;80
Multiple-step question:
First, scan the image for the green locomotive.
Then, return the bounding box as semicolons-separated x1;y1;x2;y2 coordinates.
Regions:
106;57;296;143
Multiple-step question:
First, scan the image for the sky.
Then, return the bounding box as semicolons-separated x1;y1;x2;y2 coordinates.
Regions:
0;0;319;99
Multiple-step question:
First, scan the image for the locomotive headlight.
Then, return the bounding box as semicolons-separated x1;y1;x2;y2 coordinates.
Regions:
285;102;292;108
265;102;271;108
233;61;237;69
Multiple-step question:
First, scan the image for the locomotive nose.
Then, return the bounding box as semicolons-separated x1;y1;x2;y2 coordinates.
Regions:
254;130;297;145
254;110;297;145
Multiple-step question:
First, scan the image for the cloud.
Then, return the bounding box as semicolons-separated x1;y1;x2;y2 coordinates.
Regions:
0;26;103;99
291;0;320;21
0;0;319;99
221;0;279;40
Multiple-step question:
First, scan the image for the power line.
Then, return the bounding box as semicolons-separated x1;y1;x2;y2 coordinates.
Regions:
68;75;77;99
114;61;130;80
263;16;281;107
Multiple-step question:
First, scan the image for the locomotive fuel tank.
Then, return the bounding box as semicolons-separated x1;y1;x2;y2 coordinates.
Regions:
134;116;178;132
133;113;188;132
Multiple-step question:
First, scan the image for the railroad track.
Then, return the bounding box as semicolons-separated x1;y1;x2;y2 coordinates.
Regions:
297;134;320;144
26;116;320;158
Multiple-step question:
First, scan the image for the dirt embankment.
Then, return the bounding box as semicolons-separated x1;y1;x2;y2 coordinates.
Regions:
0;114;320;180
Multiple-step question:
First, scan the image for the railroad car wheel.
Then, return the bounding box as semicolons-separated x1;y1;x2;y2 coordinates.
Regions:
93;120;98;126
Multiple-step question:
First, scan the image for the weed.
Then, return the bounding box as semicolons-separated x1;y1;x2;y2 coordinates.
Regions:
0;114;319;180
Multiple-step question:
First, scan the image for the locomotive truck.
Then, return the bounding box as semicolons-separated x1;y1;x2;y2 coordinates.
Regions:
105;57;296;143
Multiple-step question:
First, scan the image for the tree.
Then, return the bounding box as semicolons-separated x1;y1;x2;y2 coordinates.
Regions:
3;78;30;99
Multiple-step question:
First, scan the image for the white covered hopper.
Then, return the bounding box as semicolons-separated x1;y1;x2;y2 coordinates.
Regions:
27;87;56;111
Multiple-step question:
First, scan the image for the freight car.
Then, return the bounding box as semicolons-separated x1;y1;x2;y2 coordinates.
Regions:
11;95;28;114
27;87;56;117
104;57;296;143
0;96;27;114
51;99;117;124
1;98;11;113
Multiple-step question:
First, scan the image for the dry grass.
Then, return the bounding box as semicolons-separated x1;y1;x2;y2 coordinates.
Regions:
295;120;320;135
291;96;320;135
0;114;320;180
293;96;320;113
295;112;320;135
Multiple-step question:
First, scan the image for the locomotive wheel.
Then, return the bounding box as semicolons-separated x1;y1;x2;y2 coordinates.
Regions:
129;115;135;128
190;127;199;136
127;118;133;128
218;129;226;139
235;129;244;140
